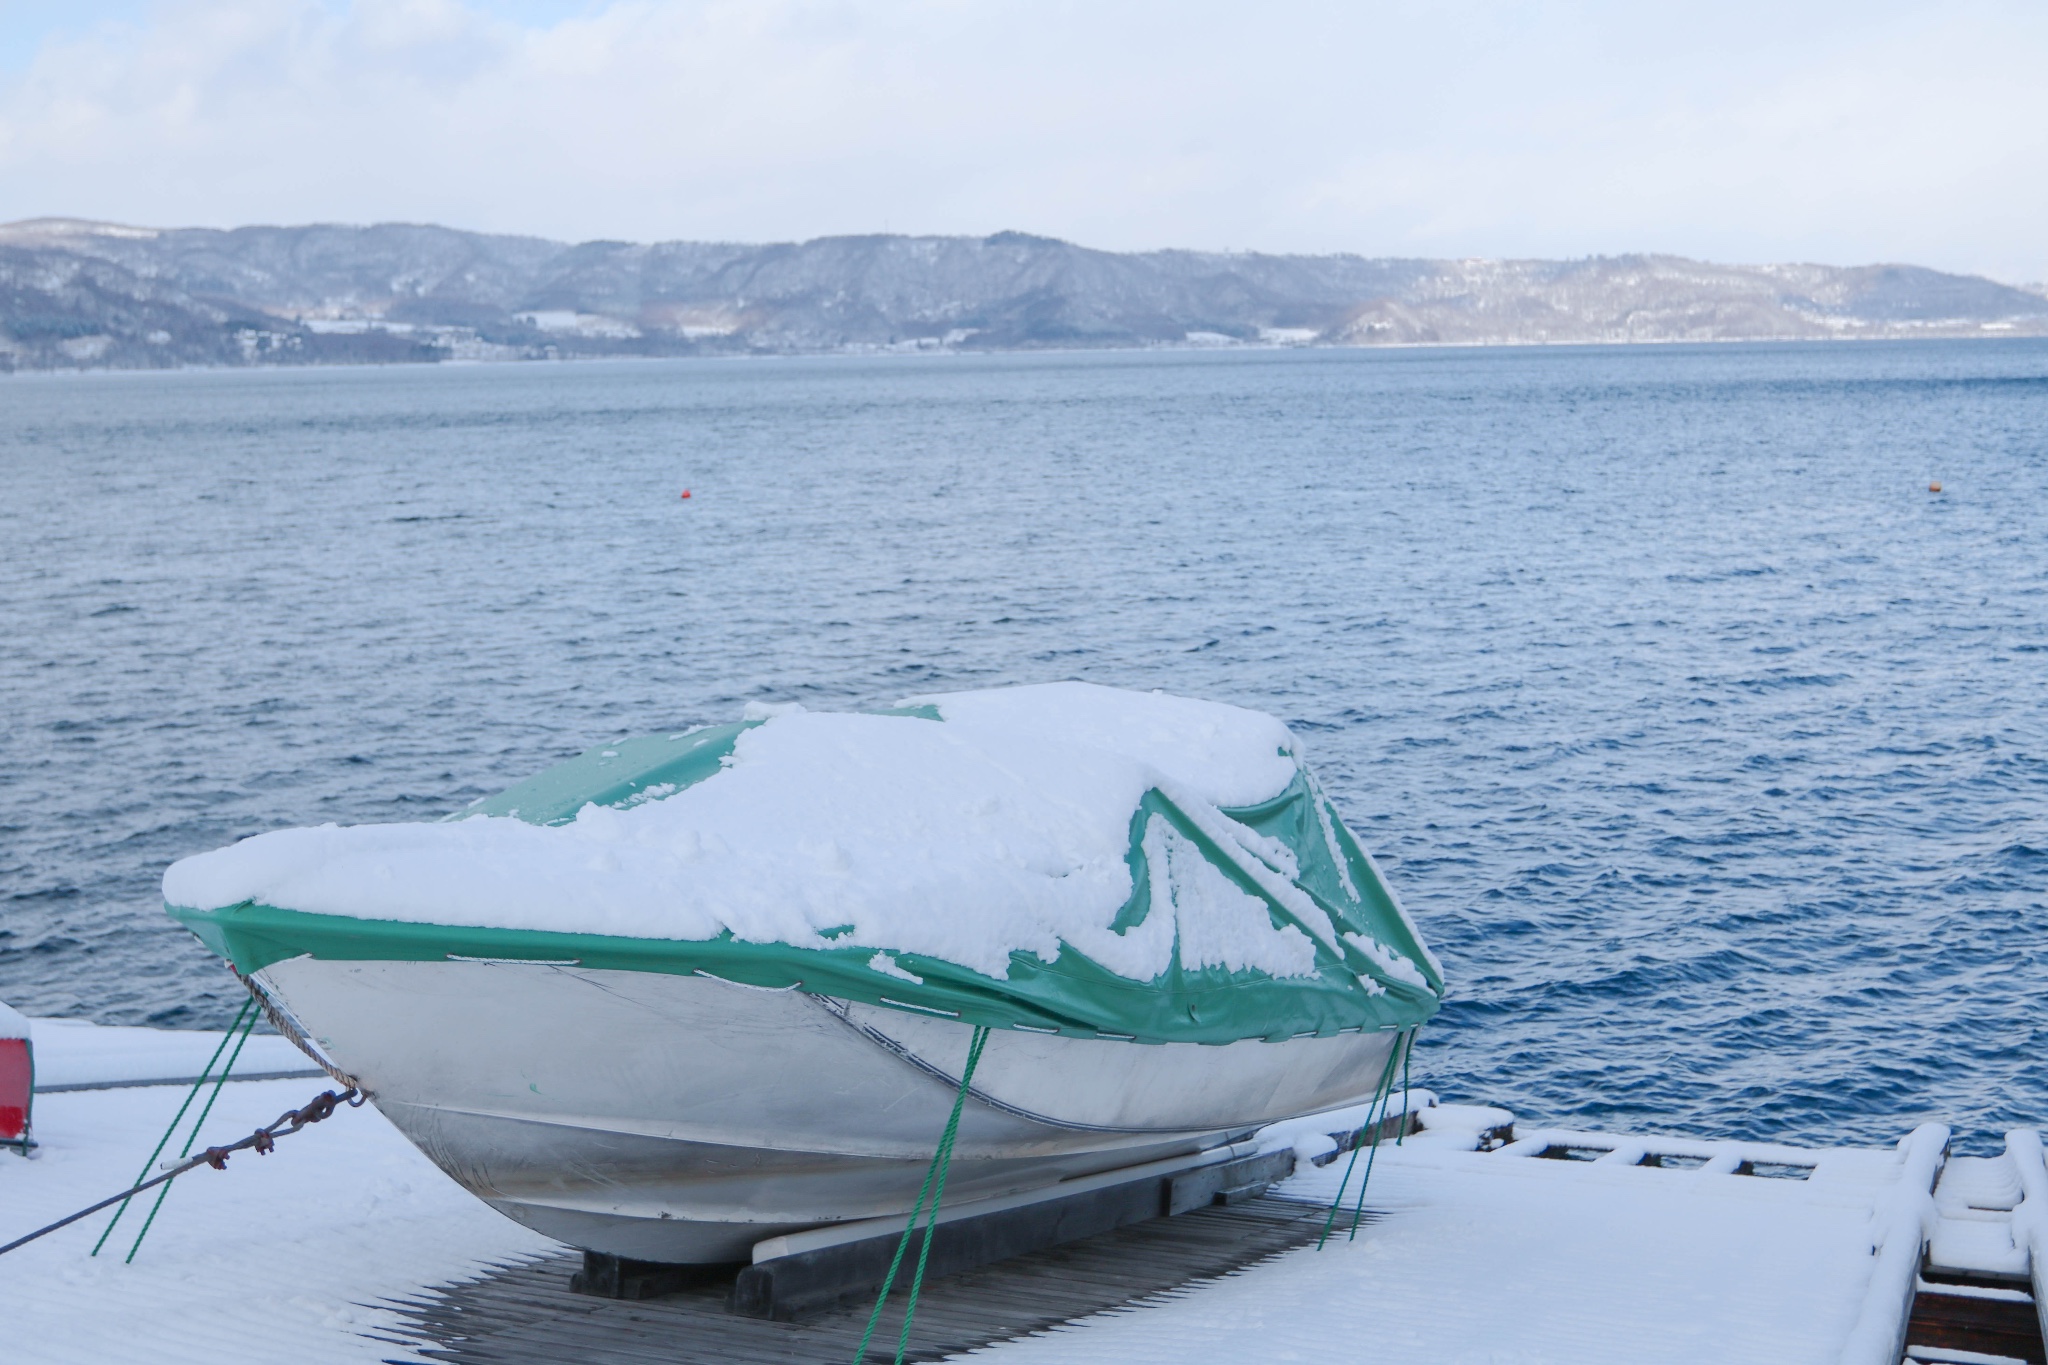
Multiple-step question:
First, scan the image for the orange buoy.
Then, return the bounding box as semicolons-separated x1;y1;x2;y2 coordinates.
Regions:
680;490;692;500
1928;482;1943;493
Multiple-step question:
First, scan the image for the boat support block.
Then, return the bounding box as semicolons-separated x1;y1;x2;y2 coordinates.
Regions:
570;1251;737;1300
729;1148;1298;1320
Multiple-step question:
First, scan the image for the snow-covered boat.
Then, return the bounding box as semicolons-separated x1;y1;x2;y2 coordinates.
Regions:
163;684;1444;1264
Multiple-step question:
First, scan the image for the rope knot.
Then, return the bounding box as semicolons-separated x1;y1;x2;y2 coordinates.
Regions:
294;1091;341;1126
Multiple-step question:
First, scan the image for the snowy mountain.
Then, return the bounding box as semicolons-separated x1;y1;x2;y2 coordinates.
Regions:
2;218;2043;370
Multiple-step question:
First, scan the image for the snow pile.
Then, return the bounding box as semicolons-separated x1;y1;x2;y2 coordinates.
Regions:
1252;1089;1441;1164
164;684;1332;982
0;998;28;1041
913;685;1297;808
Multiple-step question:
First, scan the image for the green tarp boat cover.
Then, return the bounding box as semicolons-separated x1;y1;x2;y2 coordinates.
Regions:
167;685;1444;1044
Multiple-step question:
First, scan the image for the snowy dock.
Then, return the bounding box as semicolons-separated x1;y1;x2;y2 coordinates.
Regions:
4;1017;2045;1365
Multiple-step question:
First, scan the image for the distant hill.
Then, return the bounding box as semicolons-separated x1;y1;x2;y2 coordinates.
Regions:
2;218;2043;370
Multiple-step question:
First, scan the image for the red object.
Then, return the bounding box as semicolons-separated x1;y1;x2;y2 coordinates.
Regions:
0;1037;29;1141
679;490;692;500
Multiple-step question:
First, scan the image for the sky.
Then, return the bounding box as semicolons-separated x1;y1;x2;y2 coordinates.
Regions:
0;1;2043;282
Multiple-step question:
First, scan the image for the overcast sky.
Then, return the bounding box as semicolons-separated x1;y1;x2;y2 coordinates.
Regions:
2;0;2043;282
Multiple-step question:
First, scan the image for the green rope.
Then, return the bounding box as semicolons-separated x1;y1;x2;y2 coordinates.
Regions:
1398;1028;1413;1146
1345;1029;1415;1240
1315;1030;1403;1250
852;1025;991;1365
92;997;254;1257
892;1028;989;1365
124;1003;259;1263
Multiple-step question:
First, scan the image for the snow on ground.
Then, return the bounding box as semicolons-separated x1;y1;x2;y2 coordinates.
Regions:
976;1116;1904;1365
30;1017;313;1088
4;1020;1923;1365
2;1023;557;1365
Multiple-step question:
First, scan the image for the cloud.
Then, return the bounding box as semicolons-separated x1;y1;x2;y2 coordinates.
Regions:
1;0;2043;281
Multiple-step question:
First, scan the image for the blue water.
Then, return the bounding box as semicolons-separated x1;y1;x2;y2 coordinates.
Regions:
3;342;2044;1152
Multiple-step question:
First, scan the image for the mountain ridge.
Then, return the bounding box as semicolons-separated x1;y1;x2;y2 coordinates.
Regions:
2;218;2043;370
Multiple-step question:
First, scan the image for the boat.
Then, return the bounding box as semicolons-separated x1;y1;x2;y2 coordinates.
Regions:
162;683;1444;1264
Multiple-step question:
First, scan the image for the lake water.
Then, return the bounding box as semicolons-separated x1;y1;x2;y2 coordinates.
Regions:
3;342;2044;1151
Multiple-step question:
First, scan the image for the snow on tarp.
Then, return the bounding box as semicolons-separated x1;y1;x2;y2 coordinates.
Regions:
166;685;1378;980
164;684;1442;1043
0;998;28;1042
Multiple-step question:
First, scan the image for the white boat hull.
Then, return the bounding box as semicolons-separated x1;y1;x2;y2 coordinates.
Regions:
254;956;1403;1263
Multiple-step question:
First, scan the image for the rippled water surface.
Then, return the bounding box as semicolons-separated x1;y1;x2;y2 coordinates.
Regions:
3;343;2045;1150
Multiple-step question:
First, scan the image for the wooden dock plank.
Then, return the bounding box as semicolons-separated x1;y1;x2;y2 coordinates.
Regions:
1905;1285;2047;1365
383;1196;1360;1364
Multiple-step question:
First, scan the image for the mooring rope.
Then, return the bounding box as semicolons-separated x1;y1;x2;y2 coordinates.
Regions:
0;1085;365;1260
89;996;255;1257
852;1024;991;1365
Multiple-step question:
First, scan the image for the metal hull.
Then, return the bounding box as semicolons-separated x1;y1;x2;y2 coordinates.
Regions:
254;956;1401;1262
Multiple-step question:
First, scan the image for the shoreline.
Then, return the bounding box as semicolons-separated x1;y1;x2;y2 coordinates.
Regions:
5;328;2047;381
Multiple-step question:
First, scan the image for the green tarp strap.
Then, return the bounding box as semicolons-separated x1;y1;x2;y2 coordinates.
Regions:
853;1025;992;1365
